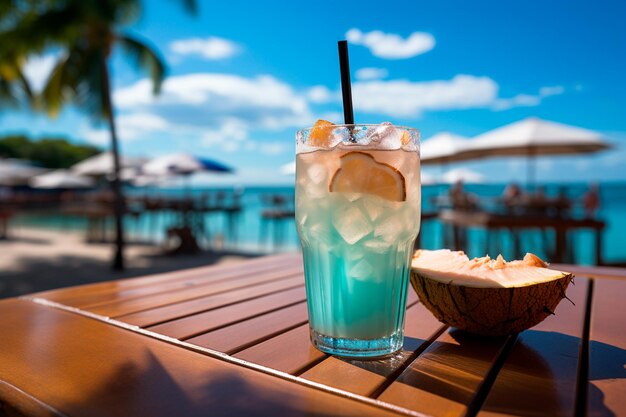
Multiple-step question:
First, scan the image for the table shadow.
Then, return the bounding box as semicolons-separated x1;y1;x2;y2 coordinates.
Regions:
59;349;375;417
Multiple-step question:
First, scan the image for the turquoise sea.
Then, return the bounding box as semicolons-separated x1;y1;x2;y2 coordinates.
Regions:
14;182;626;266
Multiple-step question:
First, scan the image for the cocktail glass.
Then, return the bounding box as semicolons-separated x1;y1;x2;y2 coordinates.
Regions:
295;122;421;357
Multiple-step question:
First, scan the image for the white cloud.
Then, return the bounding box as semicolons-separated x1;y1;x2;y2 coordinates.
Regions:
170;36;240;60
307;85;335;103
355;67;388;81
492;86;565;111
79;112;170;145
201;119;248;148
539;85;564;97
259;142;288;155
352;75;498;117
114;73;310;129
23;54;57;92
80;126;109;146
346;29;435;59
492;94;540;111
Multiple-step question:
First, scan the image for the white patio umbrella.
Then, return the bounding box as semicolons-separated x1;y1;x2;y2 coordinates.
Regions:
280;161;295;175
442;168;485;184
0;159;47;186
142;153;233;176
461;117;611;184
420;132;470;165
30;170;95;189
72;152;146;177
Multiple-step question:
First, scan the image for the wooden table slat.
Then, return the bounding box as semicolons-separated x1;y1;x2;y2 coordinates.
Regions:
378;328;510;417
477;278;589;417
187;302;309;354
0;299;402;417
235;324;327;375
32;253;300;307
587;279;626;417
117;275;304;327
147;286;307;340
85;265;304;317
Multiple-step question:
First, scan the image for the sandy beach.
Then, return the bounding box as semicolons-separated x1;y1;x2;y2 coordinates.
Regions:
0;226;259;299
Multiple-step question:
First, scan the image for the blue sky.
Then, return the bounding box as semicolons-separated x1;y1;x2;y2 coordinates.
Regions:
2;0;625;185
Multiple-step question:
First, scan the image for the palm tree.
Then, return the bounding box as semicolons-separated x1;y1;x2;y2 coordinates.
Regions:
0;0;196;270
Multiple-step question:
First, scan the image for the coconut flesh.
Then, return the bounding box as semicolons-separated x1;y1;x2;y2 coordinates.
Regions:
410;249;573;336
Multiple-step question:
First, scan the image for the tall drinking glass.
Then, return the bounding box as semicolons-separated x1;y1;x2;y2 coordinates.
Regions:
295;123;421;357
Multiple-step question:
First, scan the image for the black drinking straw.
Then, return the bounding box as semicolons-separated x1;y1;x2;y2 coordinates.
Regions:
338;40;354;125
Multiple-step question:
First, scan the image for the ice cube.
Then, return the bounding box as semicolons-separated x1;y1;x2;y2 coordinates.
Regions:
332;205;372;244
366;122;402;149
328;126;350;148
374;214;404;243
348;259;374;280
362;197;384;221
308;219;335;247
307;163;327;185
363;238;390;253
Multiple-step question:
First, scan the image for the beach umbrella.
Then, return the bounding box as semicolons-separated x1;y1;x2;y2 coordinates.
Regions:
442;168;485;184
420;132;470;165
421;171;437;185
280;161;295;175
0;158;47;186
30;170;95;189
142;153;233;176
460;117;611;184
72;151;146;177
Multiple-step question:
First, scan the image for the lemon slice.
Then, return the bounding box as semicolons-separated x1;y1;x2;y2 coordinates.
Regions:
308;119;335;147
330;151;406;202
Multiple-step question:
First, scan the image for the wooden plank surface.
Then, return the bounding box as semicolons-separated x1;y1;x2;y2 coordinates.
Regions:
377;328;509;417
477;278;589;417
587;279;626;417
0;299;403;417
147;286;307;339
299;300;444;397
117;275;304;327
85;265;304;317
32;254;300;308
235;324;327;375
187;302;309;353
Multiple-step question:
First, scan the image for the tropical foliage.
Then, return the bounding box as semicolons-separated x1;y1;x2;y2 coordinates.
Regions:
0;0;196;269
0;134;100;168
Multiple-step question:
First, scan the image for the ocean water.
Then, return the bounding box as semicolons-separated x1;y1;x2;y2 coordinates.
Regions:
13;182;626;266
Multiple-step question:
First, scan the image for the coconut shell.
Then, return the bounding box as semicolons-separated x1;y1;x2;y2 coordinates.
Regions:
410;271;573;336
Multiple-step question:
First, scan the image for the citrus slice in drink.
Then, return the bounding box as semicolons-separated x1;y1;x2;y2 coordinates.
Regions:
330;151;406;202
400;130;412;146
308;119;335;147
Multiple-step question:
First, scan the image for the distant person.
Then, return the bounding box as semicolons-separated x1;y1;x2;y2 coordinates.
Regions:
502;183;523;212
449;180;478;211
583;183;601;218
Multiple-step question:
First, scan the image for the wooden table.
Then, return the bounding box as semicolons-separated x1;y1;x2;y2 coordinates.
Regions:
1;254;625;417
439;210;606;264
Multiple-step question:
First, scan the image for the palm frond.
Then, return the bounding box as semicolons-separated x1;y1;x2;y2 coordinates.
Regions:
117;33;166;94
0;61;33;108
170;0;198;16
41;48;107;120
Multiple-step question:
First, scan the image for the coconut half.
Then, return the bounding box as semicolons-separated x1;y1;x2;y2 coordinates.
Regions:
410;249;573;336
